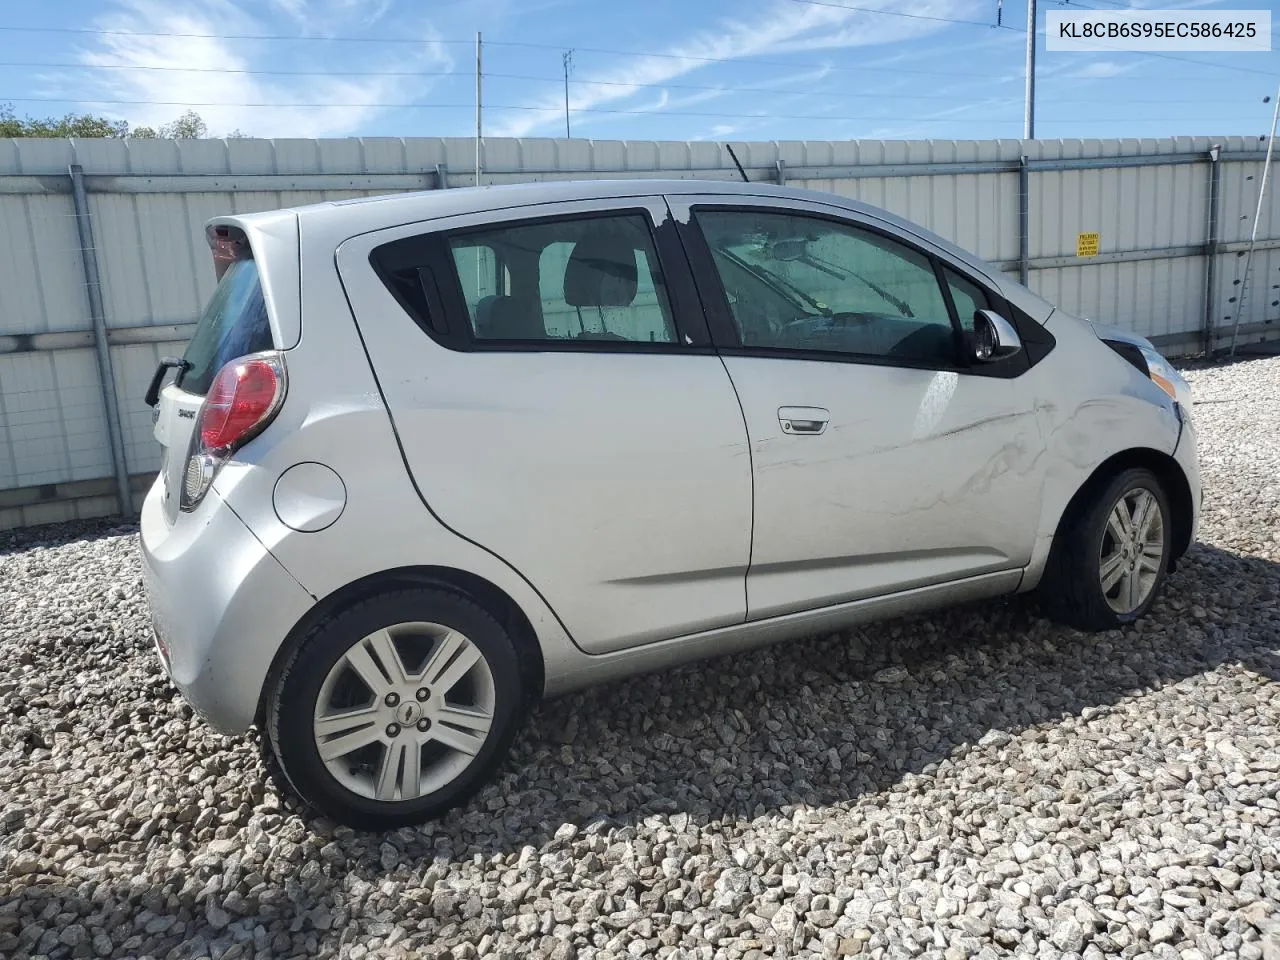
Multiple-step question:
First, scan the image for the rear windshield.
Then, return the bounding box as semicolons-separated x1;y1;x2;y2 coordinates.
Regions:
178;259;274;396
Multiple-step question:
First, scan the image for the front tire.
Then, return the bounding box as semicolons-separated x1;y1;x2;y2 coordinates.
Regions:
1039;467;1172;631
266;587;526;830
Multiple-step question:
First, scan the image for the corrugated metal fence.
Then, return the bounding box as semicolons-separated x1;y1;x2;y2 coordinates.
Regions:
2;134;1278;529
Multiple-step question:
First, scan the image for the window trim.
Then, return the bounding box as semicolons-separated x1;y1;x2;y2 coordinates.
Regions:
681;202;1034;377
369;205;714;355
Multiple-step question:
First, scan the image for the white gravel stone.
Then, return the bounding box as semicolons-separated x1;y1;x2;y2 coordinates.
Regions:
1;356;1279;959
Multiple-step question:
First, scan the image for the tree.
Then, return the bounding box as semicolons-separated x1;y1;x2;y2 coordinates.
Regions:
158;110;208;140
0;105;243;139
0;104;128;138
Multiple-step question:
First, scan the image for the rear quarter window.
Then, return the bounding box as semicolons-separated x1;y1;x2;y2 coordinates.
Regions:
179;259;274;396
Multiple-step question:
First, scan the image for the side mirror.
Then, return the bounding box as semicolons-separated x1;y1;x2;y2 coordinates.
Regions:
769;238;809;262
972;309;1022;362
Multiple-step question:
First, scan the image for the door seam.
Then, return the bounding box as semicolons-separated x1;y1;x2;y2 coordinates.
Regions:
663;196;755;619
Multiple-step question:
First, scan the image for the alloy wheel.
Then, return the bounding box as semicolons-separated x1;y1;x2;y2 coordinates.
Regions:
312;622;496;802
1098;486;1166;615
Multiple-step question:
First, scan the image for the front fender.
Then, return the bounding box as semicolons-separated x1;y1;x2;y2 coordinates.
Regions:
1019;312;1182;590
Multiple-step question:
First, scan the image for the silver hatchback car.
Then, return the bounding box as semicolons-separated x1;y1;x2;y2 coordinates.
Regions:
141;180;1199;829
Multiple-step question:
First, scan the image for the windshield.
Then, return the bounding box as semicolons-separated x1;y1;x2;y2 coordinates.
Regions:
178;259;273;396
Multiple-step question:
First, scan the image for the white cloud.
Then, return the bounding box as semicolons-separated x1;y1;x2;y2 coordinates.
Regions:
268;0;397;33
62;0;453;137
1070;60;1140;80
850;96;1018;140
267;0;309;20
490;0;976;137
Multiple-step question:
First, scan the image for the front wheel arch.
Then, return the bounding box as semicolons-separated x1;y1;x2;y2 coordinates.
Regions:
1055;448;1195;564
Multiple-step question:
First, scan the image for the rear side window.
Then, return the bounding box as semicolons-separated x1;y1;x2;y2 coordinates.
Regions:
446;214;677;344
452;241;510;315
179;259;274;396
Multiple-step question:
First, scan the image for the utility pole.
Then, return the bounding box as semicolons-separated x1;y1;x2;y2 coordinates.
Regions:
475;31;483;187
1229;87;1280;356
1024;0;1036;139
562;50;574;138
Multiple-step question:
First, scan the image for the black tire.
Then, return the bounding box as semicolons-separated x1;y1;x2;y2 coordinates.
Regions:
265;587;526;830
1038;467;1172;632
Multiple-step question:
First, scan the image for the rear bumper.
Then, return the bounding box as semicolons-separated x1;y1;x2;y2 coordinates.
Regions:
139;478;315;735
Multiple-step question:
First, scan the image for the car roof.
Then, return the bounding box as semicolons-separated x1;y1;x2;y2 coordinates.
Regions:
321;178;860;217
214;178;1016;297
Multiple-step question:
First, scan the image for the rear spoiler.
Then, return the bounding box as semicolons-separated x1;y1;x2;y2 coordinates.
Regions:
205;211;302;350
207;224;253;280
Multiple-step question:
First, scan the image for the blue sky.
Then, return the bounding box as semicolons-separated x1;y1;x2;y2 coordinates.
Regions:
0;0;1277;141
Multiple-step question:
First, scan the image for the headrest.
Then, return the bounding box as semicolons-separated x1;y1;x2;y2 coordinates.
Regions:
473;295;544;340
564;226;639;307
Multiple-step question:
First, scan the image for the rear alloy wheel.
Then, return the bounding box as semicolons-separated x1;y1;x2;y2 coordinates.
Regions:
1039;467;1173;631
267;588;525;829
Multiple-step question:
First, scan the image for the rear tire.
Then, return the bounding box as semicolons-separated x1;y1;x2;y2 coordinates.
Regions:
266;587;526;830
1038;467;1172;632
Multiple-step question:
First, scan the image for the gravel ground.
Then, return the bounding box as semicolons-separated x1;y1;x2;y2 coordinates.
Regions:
2;357;1278;960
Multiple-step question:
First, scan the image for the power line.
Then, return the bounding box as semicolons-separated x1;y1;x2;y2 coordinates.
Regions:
0;61;1263;109
0;24;467;44
0;56;999;83
498;71;1259;105
0;95;1021;118
1;62;463;78
0;96;1268;125
2;61;1263;106
0;23;1001;78
0;61;1027;103
5;19;1270;80
1063;0;1139;8
787;0;1007;29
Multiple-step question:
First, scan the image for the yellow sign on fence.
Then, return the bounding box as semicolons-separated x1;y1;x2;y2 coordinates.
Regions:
1076;232;1101;257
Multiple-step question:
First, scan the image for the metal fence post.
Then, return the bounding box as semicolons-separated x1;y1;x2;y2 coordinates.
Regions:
1018;155;1030;285
69;164;132;516
1202;145;1222;355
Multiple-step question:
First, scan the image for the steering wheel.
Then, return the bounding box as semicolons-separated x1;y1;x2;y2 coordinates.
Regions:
825;311;879;326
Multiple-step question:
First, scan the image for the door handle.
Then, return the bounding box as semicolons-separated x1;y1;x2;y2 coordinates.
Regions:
778;406;830;435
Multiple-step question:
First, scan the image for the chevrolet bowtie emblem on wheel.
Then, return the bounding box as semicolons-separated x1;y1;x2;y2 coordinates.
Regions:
395;701;423;726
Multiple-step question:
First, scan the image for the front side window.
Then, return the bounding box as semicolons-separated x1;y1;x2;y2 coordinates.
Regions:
445;214;677;344
945;268;993;337
697;209;960;365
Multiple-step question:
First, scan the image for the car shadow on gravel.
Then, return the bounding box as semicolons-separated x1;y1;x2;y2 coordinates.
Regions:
2;532;1277;959
0;517;138;559
290;539;1279;858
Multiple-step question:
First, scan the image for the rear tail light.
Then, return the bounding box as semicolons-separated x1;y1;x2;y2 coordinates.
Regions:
180;352;286;511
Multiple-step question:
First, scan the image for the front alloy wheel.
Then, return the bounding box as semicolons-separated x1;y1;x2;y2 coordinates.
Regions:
1039;466;1173;631
267;588;526;830
1098;486;1166;615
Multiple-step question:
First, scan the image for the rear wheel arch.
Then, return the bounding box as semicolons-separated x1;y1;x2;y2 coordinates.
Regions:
256;565;545;728
1055;447;1194;562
